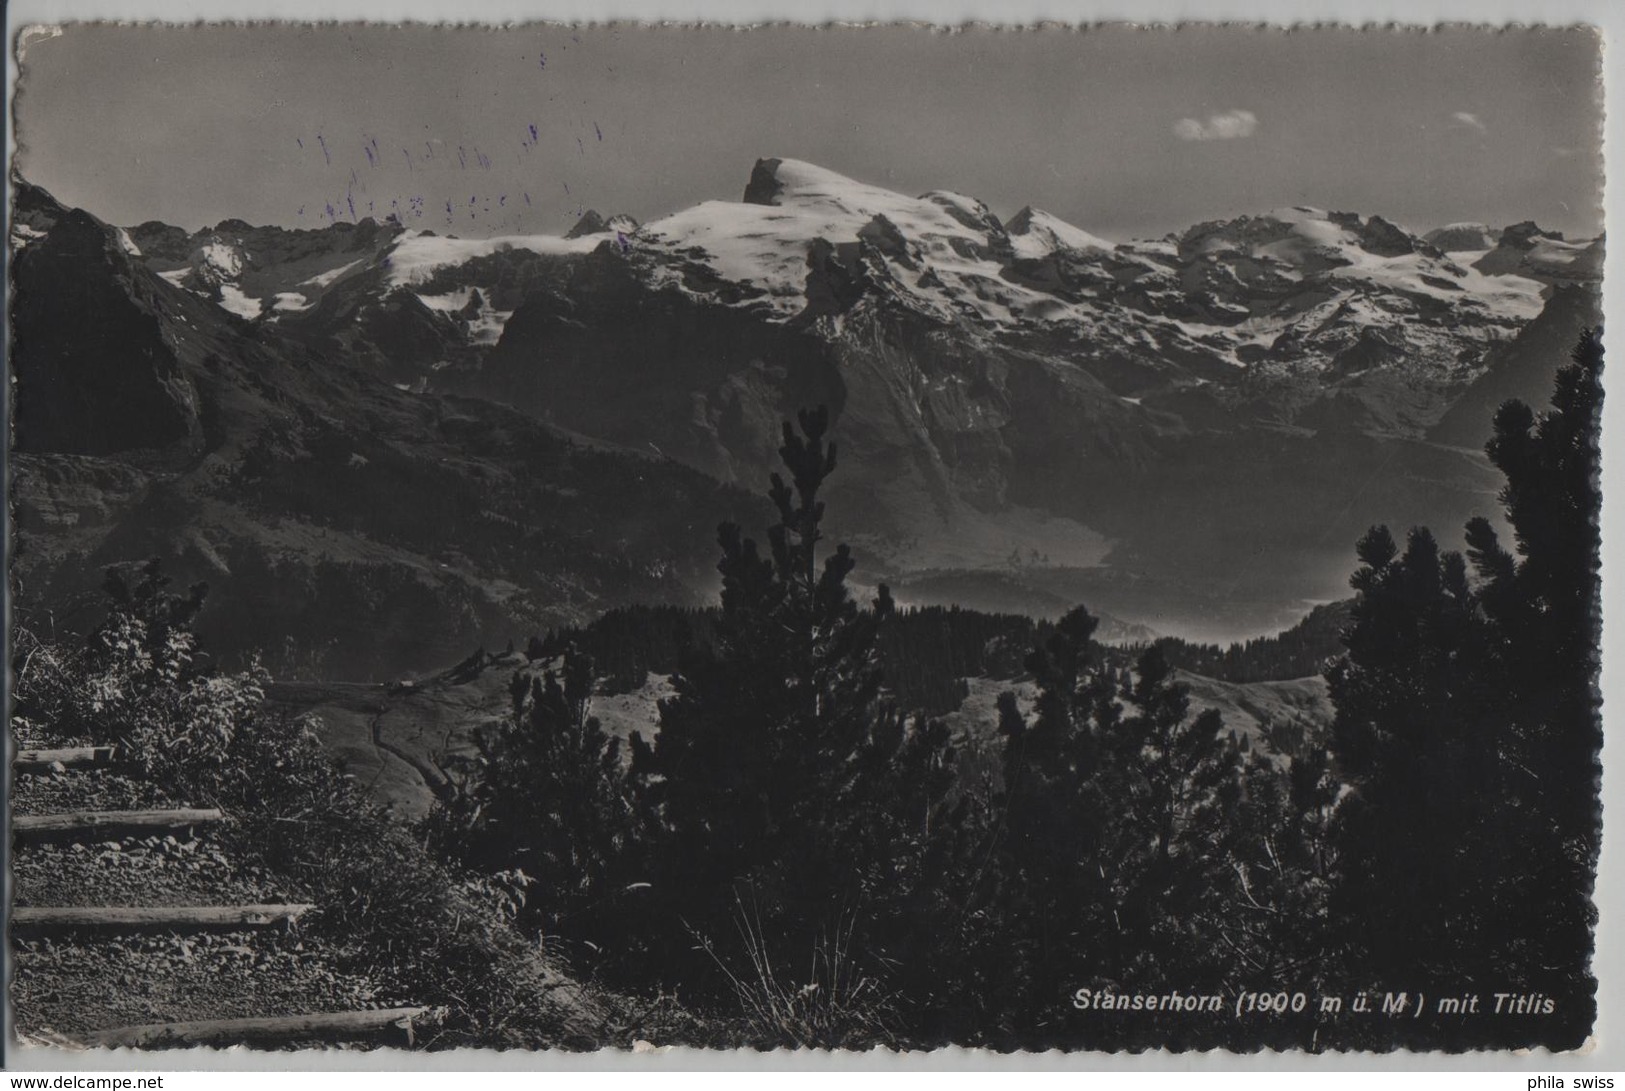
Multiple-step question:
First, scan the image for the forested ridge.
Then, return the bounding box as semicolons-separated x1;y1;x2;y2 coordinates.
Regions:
530;593;1351;716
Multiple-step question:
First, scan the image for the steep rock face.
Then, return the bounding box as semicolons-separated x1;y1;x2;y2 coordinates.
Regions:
1429;284;1604;450
11;191;202;456
1356;214;1430;257
742;157;788;205
281;265;474;385
1472;223;1603;284
477;250;843;486
1425;222;1501;252
566;210;611;237
126;220;194;262
477;266;1174;585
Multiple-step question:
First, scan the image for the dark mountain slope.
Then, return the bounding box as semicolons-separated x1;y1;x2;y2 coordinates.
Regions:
1429;284;1604;450
10;182;763;679
12;185;203;456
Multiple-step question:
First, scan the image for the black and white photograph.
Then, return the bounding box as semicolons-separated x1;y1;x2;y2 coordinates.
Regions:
4;20;1609;1056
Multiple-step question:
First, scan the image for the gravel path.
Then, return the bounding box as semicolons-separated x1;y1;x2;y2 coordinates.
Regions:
13;834;310;908
11;754;400;1048
13;768;186;815
13;930;413;1037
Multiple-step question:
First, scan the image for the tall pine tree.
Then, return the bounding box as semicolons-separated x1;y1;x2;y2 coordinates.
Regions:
1328;329;1602;1047
630;406;957;1007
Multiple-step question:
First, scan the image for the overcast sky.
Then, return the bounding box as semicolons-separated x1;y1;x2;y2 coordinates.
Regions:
12;24;1604;240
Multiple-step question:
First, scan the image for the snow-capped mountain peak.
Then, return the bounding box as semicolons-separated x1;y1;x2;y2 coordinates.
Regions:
641;157;1101;325
1005;206;1116;259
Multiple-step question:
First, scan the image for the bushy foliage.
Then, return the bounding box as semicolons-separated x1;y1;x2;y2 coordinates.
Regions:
953;608;1288;1045
10;562;613;1049
428;646;641;968
13;561;266;793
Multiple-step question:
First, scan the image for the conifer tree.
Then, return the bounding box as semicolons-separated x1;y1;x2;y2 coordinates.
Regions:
631;406;957;999
1327;525;1502;986
1464;330;1602;1007
1101;646;1243;983
1228;717;1338;987
1328;329;1602;1044
1469;330;1601;861
441;646;635;957
989;609;1250;1034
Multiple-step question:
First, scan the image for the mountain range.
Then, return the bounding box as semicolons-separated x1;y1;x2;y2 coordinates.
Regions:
8;158;1602;671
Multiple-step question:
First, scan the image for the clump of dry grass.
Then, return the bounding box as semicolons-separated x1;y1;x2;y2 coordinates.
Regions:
691;892;900;1050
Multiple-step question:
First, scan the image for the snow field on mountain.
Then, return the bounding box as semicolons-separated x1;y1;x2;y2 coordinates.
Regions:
1006;207;1116;259
216;284;262;320
417;286;512;345
1327;244;1544;321
636;160;1548;344
301;258;365;289
643;198;1086;326
641;159;1096;324
383;231;599;287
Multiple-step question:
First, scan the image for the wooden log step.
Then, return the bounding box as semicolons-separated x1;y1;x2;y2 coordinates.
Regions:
68;1006;429;1049
12;904;314;936
14;746;119;774
13;808;227;844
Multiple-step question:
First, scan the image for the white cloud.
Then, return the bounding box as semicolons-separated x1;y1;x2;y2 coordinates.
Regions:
1173;109;1258;142
1452;111;1488;134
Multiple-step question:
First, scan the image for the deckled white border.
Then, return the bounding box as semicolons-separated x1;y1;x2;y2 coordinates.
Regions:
3;0;1618;1073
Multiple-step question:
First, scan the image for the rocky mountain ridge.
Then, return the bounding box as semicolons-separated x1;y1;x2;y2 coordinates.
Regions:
9;180;764;678
11;160;1603;647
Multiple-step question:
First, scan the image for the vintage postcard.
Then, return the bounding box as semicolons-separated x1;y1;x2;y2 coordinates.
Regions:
5;20;1609;1059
